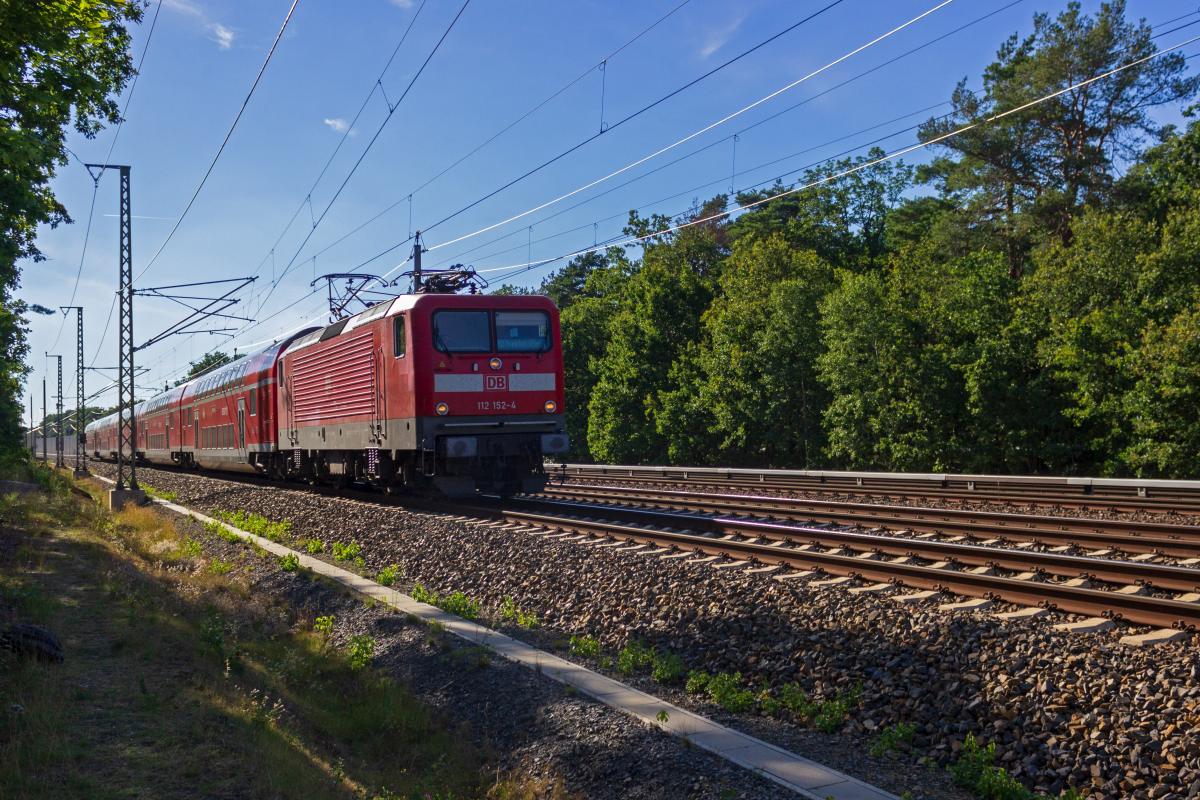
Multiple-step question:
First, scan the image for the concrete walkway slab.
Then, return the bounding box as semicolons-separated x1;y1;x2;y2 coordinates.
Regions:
95;475;900;800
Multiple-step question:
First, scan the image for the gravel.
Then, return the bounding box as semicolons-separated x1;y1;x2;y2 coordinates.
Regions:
153;481;799;800
97;462;1200;800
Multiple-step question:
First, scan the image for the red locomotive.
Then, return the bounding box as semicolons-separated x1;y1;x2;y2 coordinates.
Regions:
86;291;568;495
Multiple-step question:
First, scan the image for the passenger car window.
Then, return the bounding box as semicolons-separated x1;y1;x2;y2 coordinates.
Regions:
393;315;406;357
495;311;550;352
432;310;490;353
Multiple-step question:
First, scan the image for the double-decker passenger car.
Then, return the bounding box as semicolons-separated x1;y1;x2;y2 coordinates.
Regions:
84;291;568;496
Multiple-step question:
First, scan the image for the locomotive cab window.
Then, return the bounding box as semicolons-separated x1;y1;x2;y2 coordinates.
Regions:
432;310;490;353
495;310;550;352
393;314;406;357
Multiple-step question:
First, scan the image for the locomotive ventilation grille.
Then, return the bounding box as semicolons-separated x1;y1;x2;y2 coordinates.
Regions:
289;331;377;424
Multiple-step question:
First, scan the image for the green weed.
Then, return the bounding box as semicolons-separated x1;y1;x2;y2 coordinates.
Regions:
498;596;538;628
207;558;233;576
651;651;686;685
346;635;375;671
215;509;292;543
616;640;655;675
409;583;479;620
871;722;916;757
330;540;362;563
568;634;600;658
685;670;711;694
376;564;401;586
313;615;335;638
278;553;300;572
176;538;203;559
205;519;243;543
704;672;756;713
304;538;324;554
143;486;178;502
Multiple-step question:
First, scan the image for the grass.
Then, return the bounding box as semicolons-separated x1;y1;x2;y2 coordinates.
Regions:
870;722;916;757
214;509;292;543
141;485;178;502
0;462;560;799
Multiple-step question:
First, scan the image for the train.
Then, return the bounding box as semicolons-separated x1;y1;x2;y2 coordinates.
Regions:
85;291;569;496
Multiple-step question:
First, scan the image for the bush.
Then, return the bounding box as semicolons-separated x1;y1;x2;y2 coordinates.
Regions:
704;672;755;713
331;541;362;563
651;651;686;685
346;635;375;671
616;641;655;675
376;564;401;586
568;634;600;658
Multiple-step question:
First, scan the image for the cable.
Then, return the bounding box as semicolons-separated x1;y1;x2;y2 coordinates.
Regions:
421;0;956;253
249;0;471;318
470;34;1200;281
127;1;703;376
135;0;302;282
249;0;428;289
297;0;697;267
424;0;1036;270
418;0;855;244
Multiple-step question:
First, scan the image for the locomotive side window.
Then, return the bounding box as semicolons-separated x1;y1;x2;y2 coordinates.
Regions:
495;311;550;353
432;310;490;353
393;314;406;357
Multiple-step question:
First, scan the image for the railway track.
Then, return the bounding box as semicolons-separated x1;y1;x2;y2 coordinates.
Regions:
458;496;1200;631
538;483;1200;558
83;460;1200;631
556;465;1200;516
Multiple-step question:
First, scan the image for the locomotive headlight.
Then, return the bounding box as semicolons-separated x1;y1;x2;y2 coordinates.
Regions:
435;401;450;416
543;400;558;413
488;357;503;370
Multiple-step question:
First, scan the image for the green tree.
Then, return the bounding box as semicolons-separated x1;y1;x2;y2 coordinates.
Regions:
919;1;1198;276
1;0;142;460
587;204;726;463
690;234;834;466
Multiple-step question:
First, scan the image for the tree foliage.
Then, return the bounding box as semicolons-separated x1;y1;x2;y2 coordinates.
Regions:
542;2;1200;478
1;0;142;462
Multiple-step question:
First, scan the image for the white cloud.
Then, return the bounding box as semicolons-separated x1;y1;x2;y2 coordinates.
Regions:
323;117;353;135
699;15;745;59
389;0;415;8
207;22;235;49
163;0;235;50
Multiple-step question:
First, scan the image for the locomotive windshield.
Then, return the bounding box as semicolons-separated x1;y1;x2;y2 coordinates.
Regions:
432;309;552;353
495;310;550;352
432;310;491;353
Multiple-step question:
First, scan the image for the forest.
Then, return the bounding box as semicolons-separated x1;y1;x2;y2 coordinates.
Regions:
502;3;1200;478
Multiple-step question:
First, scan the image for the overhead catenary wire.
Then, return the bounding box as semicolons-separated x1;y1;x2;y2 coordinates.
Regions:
293;0;697;268
249;0;472;319
135;0;302;283
123;10;1197;396
423;0;1036;272
246;0;429;289
416;0;857;247
469;33;1200;283
420;0;956;254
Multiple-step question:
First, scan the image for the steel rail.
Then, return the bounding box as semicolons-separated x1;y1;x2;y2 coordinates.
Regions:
506;496;1200;591
539;484;1200;557
555;470;1200;515
483;502;1200;630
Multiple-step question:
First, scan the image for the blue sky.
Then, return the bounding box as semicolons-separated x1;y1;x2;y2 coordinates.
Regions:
21;0;1199;419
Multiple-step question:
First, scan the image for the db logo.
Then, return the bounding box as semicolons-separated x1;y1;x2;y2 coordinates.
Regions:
485;375;508;391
